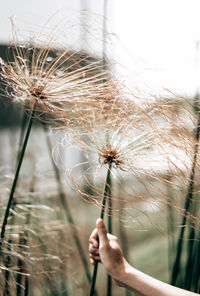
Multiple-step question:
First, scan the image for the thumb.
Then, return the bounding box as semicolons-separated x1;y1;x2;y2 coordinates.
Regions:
96;218;108;246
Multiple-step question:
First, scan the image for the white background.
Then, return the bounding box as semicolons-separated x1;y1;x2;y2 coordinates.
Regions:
1;0;200;96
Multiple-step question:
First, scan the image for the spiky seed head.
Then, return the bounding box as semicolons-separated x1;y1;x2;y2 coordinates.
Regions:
28;85;47;100
98;145;124;168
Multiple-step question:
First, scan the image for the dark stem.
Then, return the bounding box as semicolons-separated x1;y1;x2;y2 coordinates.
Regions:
23;216;30;296
191;233;200;293
183;188;198;291
16;234;26;296
43;124;93;287
3;239;12;296
165;176;175;277
184;227;196;290
24;275;29;296
3;110;30;296
16;110;28;164
107;173;112;296
16;166;34;296
171;113;200;285
89;163;112;296
0;106;35;253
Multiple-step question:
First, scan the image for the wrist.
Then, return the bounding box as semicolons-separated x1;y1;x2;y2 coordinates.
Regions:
114;258;133;282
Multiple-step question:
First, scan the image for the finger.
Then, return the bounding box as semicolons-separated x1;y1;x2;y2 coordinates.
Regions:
89;228;98;241
90;258;101;265
89;245;99;255
89;236;99;248
96;218;108;246
90;258;95;265
89;253;101;261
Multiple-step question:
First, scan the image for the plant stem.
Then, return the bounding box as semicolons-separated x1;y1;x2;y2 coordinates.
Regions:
107;174;112;296
191;232;200;293
16;110;28;164
43;124;93;287
165;175;175;277
171;113;200;285
23;213;31;296
3;239;11;296
89;163;112;296
0;106;35;253
16;233;25;296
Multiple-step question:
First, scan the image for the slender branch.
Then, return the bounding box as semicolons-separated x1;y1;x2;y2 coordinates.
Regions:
3;239;12;296
16;233;26;296
0;106;35;253
165;175;175;277
171;113;200;285
89;163;112;296
16;110;28;164
107;173;112;296
191;233;200;293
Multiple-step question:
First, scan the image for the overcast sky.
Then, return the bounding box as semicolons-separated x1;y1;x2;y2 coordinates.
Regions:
1;0;200;96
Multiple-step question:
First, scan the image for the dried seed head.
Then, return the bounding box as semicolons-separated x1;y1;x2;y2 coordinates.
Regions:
28;85;47;100
98;145;124;168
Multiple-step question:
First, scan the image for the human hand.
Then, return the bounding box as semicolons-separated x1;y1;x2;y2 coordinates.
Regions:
89;218;129;282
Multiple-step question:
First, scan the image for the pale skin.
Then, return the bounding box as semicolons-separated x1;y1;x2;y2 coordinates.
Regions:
89;218;199;296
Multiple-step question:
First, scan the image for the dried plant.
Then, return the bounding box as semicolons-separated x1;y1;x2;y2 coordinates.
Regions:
0;44;116;127
1;13;200;295
57;97;185;295
0;23;118;295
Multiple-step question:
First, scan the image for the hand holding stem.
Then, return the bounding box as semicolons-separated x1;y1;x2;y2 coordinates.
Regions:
89;219;199;296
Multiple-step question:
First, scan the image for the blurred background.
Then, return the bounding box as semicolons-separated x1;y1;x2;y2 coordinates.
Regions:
0;1;200;295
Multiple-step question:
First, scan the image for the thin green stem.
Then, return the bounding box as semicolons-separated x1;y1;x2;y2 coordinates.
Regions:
89;163;112;296
184;227;195;290
23;213;30;296
107;173;112;296
191;233;200;293
0;106;35;253
165;176;175;278
16;110;28;164
171;113;200;285
3;239;11;296
16;233;25;296
3;111;30;296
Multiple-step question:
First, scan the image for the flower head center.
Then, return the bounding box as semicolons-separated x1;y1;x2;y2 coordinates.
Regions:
28;85;47;100
99;145;124;168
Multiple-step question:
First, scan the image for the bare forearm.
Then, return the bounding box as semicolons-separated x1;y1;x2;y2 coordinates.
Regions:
117;262;199;296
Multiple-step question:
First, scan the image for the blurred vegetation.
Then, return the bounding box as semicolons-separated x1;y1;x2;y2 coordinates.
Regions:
0;43;199;295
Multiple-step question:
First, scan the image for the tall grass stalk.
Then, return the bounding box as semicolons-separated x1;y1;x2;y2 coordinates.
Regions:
191;233;200;293
23;213;31;296
43;123;93;286
89;163;112;296
107;177;112;296
17;111;28;164
184;199;198;291
166;176;175;276
16;233;26;296
171;113;200;285
183;101;200;291
4;239;12;296
0;105;35;253
3;111;33;296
